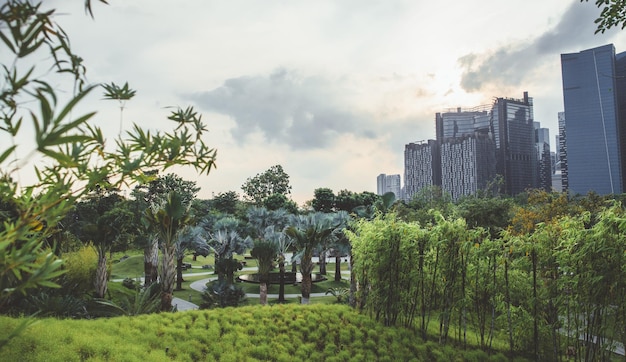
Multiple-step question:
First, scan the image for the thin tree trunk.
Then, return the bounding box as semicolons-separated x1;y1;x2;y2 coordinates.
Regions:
349;250;357;308
160;244;176;311
319;249;326;275
335;254;342;282
260;282;268;305
532;249;539;361
505;257;514;353
95;251;108;298
144;238;159;286
278;258;286;303
301;252;313;304
176;256;184;290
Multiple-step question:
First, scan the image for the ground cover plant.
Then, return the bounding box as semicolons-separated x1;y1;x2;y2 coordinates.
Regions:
0;304;523;362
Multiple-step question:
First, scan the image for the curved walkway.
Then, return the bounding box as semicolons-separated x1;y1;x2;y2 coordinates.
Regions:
117;265;351;311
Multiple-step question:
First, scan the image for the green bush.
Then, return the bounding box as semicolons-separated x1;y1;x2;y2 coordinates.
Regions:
59;246;99;294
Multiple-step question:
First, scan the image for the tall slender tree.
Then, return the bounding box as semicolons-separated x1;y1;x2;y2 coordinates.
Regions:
286;212;337;304
144;192;191;311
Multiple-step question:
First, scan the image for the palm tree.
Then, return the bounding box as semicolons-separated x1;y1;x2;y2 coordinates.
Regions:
206;225;251;285
250;237;279;305
329;211;351;282
286;212;338;304
144;191;191;312
246;207;292;302
175;225;210;290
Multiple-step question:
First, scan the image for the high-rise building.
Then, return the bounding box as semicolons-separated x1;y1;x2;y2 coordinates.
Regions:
436;106;491;140
535;122;552;192
561;44;626;195
440;133;496;201
376;173;402;200
404;93;545;200
492;92;537;195
404;140;440;201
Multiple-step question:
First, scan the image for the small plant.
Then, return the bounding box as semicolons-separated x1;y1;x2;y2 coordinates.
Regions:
325;287;349;303
121;278;138;290
200;280;247;309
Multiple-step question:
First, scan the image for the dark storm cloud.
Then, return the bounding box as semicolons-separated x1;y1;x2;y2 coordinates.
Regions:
458;2;613;92
189;69;377;150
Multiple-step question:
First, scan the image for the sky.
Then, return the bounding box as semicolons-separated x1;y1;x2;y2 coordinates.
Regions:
16;1;626;205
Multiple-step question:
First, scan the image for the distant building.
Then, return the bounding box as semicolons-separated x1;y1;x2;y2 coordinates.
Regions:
560;44;626;195
535;122;552;192
376;173;402;200
404;140;440;201
404;93;546;200
492;92;538;195
440;133;496;201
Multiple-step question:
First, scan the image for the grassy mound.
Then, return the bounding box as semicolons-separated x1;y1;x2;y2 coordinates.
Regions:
0;304;520;361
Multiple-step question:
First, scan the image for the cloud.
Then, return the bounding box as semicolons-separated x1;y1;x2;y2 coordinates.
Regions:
189;68;379;150
458;1;615;92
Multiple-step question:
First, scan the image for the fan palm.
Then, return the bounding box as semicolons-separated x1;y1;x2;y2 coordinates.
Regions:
144;191;190;311
285;212;337;304
250;237;279;305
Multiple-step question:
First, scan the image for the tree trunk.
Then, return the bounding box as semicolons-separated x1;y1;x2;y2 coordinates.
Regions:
144;238;158;286
301;253;313;304
278;258;286;303
334;254;342;282
260;281;268;305
349;250;357;308
505;257;514;353
94;251;108;298
176;256;184;290
319;249;326;275
160;244;176;312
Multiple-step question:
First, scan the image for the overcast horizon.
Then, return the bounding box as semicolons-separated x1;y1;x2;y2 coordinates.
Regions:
8;1;626;205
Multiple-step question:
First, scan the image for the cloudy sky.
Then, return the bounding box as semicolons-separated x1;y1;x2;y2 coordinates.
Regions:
39;0;626;204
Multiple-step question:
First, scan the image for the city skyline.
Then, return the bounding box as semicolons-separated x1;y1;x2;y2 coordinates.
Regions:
3;1;626;205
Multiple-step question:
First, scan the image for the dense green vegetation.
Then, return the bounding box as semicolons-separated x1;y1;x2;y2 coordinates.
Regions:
3;1;626;361
0;304;525;362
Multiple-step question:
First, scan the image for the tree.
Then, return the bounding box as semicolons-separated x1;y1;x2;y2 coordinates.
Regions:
346;213;425;328
250;237;279;305
0;0;217;346
584;0;626;33
241;165;292;204
286;212;338;304
175;226;209;290
263;193;298;213
67;184;132;298
205;216;252;285
210;191;240;215
312;188;335;212
131;173;199;286
144;192;191;311
246;207;291;302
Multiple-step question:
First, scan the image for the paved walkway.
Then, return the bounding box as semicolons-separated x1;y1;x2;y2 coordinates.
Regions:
113;263;351;311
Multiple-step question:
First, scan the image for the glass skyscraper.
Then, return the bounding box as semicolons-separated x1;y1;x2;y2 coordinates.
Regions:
561;44;626;195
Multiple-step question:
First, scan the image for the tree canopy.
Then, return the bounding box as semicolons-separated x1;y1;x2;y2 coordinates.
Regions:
241;165;292;204
584;0;626;33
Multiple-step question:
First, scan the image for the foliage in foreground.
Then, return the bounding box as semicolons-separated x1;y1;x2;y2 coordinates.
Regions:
0;304;522;362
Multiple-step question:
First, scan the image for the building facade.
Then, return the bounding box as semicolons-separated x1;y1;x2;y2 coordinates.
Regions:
440;133;496;201
376;173;402;200
404;140;440;201
561;44;626;195
492;92;538;195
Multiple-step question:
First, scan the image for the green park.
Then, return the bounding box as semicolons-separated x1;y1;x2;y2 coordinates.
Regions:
2;1;626;361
